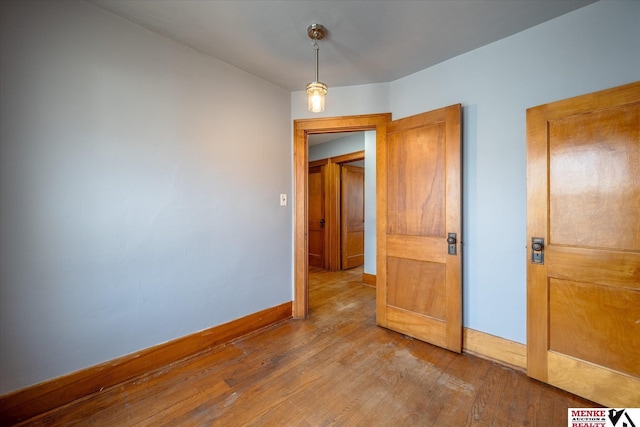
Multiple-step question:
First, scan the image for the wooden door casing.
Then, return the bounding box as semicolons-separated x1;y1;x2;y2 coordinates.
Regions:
526;81;640;407
341;165;365;270
377;104;462;353
293;114;392;318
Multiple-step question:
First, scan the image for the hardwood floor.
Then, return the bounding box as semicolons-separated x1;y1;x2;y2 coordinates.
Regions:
19;267;597;426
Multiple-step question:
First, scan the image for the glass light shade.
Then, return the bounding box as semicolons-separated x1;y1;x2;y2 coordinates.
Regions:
306;81;328;113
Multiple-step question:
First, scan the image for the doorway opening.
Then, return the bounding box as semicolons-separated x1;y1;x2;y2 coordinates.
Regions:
307;135;365;272
293;113;391;319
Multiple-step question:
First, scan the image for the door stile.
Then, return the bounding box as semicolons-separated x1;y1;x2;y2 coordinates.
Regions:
444;105;463;352
376;121;389;328
526;104;551;382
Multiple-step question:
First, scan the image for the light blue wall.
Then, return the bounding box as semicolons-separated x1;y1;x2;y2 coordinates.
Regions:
0;0;292;393
2;0;637;396
389;0;640;344
308;133;364;162
292;0;640;345
363;131;377;275
291;83;390;120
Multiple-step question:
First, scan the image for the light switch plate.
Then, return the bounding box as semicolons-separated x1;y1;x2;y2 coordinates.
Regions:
280;194;287;206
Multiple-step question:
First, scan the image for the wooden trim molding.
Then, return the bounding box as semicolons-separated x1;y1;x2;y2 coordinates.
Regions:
0;302;292;425
330;150;364;165
294;113;392;319
308;158;329;168
362;273;376;287
463;328;527;372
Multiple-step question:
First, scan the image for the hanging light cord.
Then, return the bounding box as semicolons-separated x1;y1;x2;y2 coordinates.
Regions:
313;40;320;83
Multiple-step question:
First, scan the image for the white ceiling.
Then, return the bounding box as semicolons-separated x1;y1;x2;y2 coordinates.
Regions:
88;0;596;92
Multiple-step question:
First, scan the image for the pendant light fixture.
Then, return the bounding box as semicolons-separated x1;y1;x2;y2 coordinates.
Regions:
306;24;328;113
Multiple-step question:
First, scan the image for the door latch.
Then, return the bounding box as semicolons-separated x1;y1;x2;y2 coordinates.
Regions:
531;237;544;264
447;233;457;255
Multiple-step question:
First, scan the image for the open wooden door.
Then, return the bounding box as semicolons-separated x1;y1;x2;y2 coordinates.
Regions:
341;165;365;270
308;165;326;268
527;81;640;407
377;104;462;353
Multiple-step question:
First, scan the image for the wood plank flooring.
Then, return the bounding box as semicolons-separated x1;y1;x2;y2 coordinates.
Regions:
19;267;597;426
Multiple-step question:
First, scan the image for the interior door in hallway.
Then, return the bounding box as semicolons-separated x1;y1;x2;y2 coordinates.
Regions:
377;104;462;353
341;165;365;269
527;81;640;407
308;165;326;269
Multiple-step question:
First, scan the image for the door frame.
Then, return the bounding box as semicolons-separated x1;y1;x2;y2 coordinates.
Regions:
293;113;391;318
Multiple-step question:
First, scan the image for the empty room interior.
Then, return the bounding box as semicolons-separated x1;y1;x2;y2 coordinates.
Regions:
1;0;639;425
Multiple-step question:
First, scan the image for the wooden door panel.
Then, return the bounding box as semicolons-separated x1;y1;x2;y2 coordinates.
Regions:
387;257;446;319
378;104;462;353
548;353;639;408
549;104;640;251
527;81;640;407
345;230;364;267
386;124;445;237
341;165;365;269
385;306;447;349
308;231;323;266
386;235;447;263
308;166;325;268
547;246;640;289
344;169;364;231
549;278;640;377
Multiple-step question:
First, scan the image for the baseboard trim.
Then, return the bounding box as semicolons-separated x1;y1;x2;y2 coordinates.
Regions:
463;328;527;372
0;301;292;425
362;273;376;287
